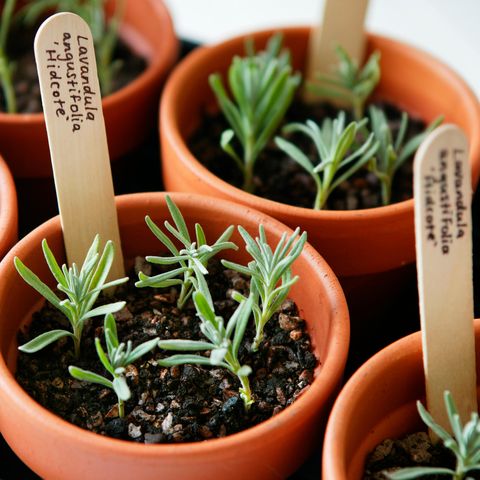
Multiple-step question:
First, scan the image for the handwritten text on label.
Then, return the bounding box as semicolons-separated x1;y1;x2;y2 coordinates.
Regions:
44;32;98;133
423;148;468;254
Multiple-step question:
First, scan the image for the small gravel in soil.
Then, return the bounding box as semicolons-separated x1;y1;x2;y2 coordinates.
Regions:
189;98;427;210
16;259;317;444
364;431;466;479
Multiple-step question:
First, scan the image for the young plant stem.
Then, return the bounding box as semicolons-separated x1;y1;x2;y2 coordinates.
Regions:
73;327;81;359
0;0;16;113
353;99;362;123
177;276;192;310
243;138;255;192
118;398;125;418
225;350;252;409
381;178;391;207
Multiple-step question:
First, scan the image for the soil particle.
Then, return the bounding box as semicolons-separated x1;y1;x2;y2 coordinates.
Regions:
364;431;469;479
16;260;316;444
189;98;427;210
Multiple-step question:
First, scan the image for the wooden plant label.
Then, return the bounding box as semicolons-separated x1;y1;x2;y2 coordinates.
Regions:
34;12;124;279
414;124;477;431
304;0;369;101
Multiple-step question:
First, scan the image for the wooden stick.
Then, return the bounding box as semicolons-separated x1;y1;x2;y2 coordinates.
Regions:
414;124;477;432
34;12;125;279
304;0;369;102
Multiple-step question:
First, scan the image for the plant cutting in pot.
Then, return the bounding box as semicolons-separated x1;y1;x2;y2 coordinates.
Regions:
159;3;480;346
1;0;178;235
0;14;349;479
0;0;177;179
0;192;350;480
322;125;478;479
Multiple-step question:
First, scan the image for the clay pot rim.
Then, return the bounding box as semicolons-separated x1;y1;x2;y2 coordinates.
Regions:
0;191;349;457
0;0;178;125
323;329;422;471
160;25;480;222
0;155;17;256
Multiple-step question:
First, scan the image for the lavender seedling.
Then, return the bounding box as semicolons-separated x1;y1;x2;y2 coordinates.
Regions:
20;0;125;95
15;235;128;358
368;106;443;205
69;313;158;417
135;196;237;310
275;112;379;209
222;225;307;351
158;290;255;409
308;46;380;120
0;0;17;113
209;33;301;192
386;391;480;480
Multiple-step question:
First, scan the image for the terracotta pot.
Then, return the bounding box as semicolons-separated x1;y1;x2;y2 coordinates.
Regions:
160;26;480;280
0;154;17;259
322;320;480;479
0;192;349;480
0;0;178;179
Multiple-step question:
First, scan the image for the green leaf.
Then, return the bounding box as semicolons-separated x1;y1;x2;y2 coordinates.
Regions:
384;467;455;479
237;365;252;377
104;313;118;342
125;337;159;364
416;400;453;444
195;223;207;247
68;366;113;389
215;225;235;245
145;255;189;265
158;339;214;351
275;136;316;176
232;296;253;357
210;347;228;365
18;329;74;353
145;215;180;257
221;259;253;277
135;267;188;288
87;240;114;293
81;234;100;273
41;239;68;288
112;376;131;401
166;195;191;244
193;291;218;327
82;301;126;321
14;257;64;312
209;74;244;142
95;337;114;375
159;354;226;369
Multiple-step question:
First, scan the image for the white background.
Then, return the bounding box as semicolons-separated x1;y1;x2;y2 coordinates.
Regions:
163;0;480;99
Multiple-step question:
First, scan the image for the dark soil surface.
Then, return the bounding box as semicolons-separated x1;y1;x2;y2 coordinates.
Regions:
15;259;316;444
364;431;480;479
189;99;426;210
1;24;146;113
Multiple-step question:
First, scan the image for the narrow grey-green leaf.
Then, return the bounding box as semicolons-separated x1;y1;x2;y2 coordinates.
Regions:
125;337;160;364
14;257;64;311
18;329;74;353
145;215;179;256
158;354;226;368
68;366;113;389
82;301;126;321
95;337;114;375
112;376;131;401
385;467;455;479
41;239;67;288
166;195;191;243
158;339;214;351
